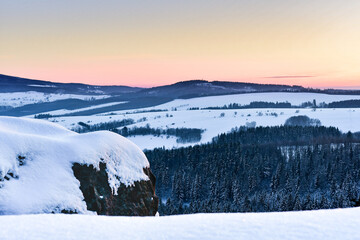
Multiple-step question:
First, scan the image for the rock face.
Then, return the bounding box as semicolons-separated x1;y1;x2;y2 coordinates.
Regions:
72;163;159;216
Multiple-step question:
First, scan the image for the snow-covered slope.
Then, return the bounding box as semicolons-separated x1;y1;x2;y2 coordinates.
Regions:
0;91;109;108
145;92;360;111
11;91;359;150
0;117;149;214
1;207;359;240
31;101;127;116
50;108;360;150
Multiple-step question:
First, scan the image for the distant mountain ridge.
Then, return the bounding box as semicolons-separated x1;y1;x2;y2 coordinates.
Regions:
138;80;306;99
2;74;360;97
1;74;360;117
0;74;142;95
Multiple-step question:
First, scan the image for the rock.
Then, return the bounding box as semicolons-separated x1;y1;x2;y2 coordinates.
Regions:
0;117;155;215
72;162;159;216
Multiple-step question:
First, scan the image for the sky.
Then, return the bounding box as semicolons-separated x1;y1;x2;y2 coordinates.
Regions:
1;0;360;88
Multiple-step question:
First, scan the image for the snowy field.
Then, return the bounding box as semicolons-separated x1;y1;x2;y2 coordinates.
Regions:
0;91;109;108
51;108;360;150
142;92;360;111
1;207;360;240
32;101;127;116
7;91;357;150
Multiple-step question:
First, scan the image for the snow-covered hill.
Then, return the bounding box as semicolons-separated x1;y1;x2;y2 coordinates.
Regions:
0;117;149;214
51;107;360;150
0;91;109;108
1;207;359;240
4;91;359;150
36;101;127;116
143;92;360;111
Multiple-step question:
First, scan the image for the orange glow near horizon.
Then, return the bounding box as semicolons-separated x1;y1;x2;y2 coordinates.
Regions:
1;1;360;89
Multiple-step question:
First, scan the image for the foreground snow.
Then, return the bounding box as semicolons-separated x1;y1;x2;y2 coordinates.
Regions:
0;117;149;214
1;207;359;239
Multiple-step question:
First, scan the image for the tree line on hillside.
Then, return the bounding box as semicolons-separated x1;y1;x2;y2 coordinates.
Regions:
203;101;292;110
145;126;360;215
72;119;135;133
327;100;360;108
72;119;204;143
198;99;360;110
113;125;204;143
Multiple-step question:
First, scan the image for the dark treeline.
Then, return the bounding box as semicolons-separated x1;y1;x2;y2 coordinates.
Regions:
327;100;360;108
214;126;342;146
200;99;360;110
115;125;204;143
124;109;168;114
72;119;135;133
203;101;292;110
34;113;53;119
145;126;360;215
73;120;203;143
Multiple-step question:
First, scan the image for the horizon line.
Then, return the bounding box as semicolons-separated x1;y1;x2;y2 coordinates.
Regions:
1;73;360;91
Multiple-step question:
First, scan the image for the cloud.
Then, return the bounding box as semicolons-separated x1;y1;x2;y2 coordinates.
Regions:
264;76;316;79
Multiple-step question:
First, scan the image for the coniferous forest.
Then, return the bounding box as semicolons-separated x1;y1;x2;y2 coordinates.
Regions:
145;126;360;215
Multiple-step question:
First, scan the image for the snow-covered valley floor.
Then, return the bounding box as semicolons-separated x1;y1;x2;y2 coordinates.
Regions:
11;91;359;150
1;207;360;240
50;108;360;150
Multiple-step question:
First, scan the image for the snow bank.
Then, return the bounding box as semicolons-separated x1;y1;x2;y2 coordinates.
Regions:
0;117;149;214
0;207;359;240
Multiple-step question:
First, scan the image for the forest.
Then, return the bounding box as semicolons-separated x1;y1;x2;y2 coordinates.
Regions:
72;120;204;143
114;125;204;143
145;126;360;215
203;101;292;109
199;99;360;110
72;119;135;133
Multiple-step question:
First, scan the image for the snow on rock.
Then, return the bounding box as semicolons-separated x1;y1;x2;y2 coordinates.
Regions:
1;207;360;240
0;116;149;214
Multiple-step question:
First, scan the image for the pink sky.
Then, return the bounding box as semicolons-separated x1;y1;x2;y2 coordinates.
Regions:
1;1;360;89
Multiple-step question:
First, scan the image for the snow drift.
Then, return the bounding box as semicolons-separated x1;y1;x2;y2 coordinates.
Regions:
0;117;150;214
1;207;360;240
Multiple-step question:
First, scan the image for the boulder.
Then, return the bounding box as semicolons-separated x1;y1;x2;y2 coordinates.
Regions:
72;163;158;216
0;117;159;216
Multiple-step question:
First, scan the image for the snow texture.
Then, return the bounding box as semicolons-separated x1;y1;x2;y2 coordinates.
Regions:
0;117;149;214
0;207;359;239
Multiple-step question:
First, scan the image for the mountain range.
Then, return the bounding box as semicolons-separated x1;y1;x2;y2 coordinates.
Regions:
1;73;360;117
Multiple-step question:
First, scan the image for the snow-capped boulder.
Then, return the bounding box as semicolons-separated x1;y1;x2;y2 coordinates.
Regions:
0;117;158;215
